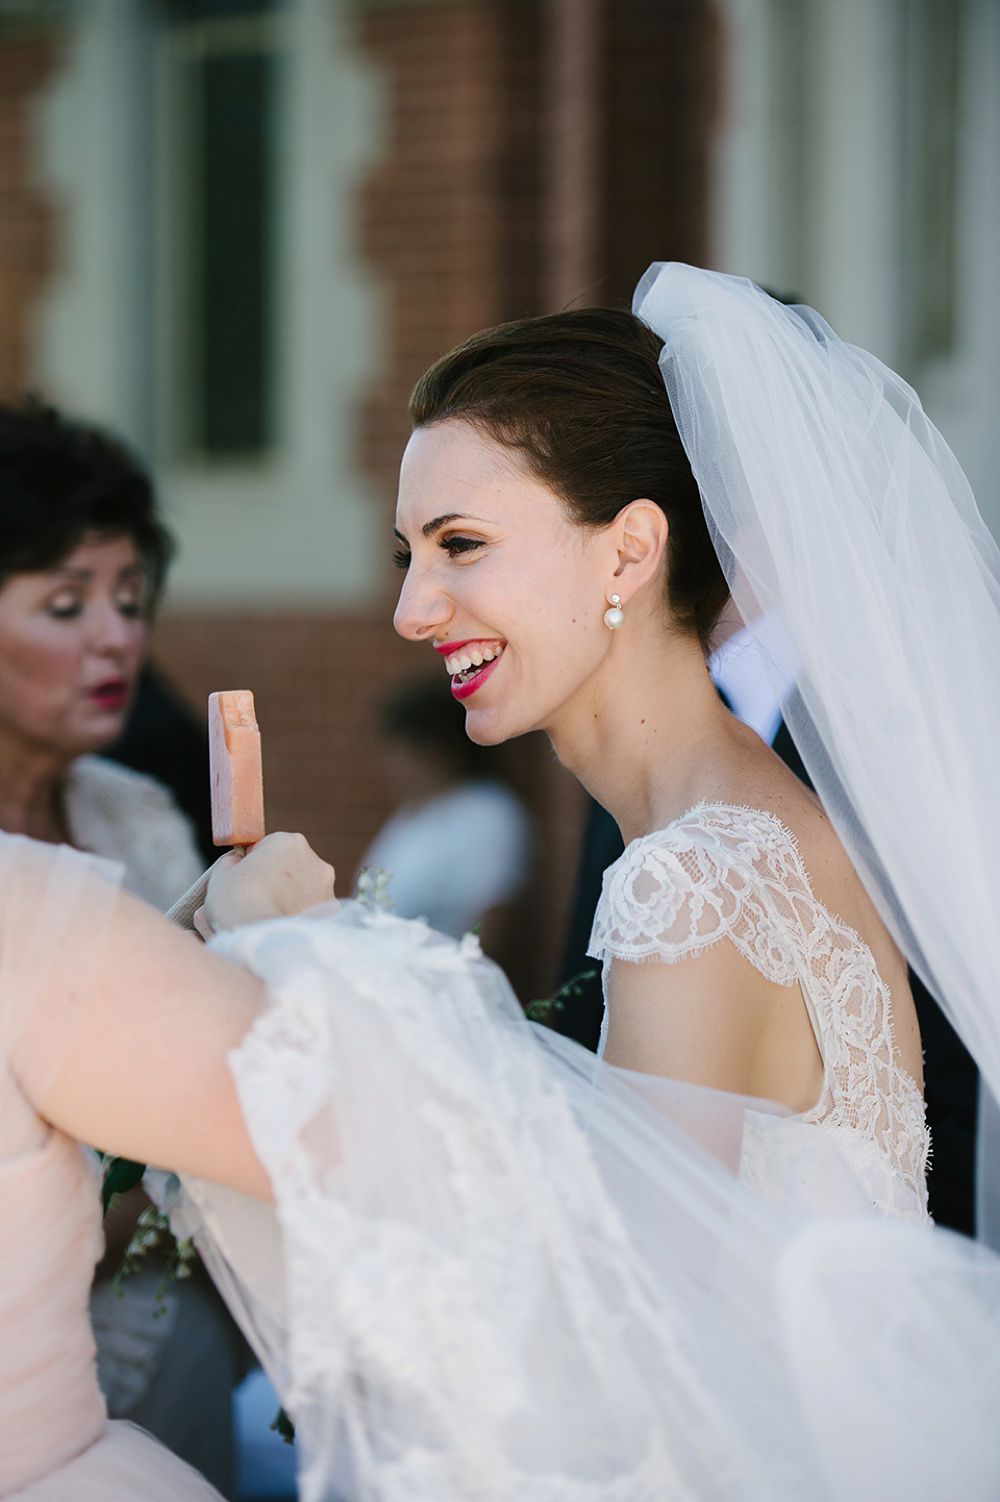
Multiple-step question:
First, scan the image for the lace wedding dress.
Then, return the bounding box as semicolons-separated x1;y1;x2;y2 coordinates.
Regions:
178;861;997;1502
591;803;930;1222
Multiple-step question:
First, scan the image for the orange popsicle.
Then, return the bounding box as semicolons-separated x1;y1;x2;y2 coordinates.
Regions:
209;690;265;847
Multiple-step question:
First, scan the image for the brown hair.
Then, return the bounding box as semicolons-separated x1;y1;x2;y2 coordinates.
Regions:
409;308;728;650
0;398;173;609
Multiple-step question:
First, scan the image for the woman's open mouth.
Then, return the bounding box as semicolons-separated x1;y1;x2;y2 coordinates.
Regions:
440;642;505;701
87;678;129;712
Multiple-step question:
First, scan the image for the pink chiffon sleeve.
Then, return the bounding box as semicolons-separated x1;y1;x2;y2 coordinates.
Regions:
0;832;124;1150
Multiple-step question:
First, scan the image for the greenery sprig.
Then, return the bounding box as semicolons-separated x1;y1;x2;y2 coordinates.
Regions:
271;1407;296;1445
101;1153;145;1214
100;1155;196;1315
525;968;598;1026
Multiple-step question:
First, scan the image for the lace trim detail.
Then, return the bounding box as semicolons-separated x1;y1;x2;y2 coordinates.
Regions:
589;804;930;1209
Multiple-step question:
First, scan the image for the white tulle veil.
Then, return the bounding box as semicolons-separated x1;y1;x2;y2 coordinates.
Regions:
633;262;1000;1242
180;264;1000;1501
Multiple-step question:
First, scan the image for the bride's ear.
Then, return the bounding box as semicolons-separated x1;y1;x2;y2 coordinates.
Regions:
610;500;669;600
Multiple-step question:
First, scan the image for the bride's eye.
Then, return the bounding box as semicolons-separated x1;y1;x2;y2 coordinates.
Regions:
440;535;484;559
392;548;411;570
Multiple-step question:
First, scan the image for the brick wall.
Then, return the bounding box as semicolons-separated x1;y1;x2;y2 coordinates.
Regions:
356;0;546;506
596;0;719;305
0;27;59;399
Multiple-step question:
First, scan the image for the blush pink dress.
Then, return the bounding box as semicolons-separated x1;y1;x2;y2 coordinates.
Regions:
0;835;220;1500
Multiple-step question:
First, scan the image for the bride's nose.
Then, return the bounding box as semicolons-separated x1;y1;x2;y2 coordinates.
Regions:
393;567;453;643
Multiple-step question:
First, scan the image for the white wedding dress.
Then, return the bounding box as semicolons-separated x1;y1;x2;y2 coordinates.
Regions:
179;871;995;1502
591;803;929;1223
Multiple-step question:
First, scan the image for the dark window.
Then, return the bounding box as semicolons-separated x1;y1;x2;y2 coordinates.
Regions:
195;47;278;454
164;1;283;459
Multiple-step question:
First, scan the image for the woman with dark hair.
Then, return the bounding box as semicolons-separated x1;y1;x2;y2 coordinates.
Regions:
0;402;242;1492
391;303;925;1195
0;401;194;889
395;299;924;1166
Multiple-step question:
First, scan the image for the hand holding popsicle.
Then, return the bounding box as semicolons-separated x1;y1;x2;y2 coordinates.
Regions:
200;831;337;935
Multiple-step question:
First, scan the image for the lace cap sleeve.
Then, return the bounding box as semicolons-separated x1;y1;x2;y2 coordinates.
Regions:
587;808;800;985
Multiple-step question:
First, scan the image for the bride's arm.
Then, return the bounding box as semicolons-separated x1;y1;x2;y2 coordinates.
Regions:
601;945;774;1173
602;942;769;1093
12;834;336;1201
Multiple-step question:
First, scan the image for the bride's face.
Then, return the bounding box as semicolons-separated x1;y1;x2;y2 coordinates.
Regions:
393;420;616;746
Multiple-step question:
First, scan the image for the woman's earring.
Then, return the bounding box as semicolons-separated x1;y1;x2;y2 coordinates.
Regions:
603;593;625;630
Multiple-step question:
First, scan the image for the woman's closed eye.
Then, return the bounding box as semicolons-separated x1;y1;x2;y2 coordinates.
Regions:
46;593;83;620
45;592;144;621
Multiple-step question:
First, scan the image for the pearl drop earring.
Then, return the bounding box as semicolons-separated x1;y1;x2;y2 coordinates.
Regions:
603;593;625;630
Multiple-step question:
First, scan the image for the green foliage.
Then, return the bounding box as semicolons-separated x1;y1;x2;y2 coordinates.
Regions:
101;1155;145;1215
101;1157;196;1316
524;968;598;1027
271;1406;296;1445
112;1204;197;1316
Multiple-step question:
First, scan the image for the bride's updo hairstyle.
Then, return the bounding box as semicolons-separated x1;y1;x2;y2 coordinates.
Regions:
409;308;729;651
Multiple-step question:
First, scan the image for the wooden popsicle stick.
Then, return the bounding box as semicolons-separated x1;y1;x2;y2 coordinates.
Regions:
164;857;228;931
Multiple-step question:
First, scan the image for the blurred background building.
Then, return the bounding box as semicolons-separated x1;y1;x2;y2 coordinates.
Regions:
0;0;996;1000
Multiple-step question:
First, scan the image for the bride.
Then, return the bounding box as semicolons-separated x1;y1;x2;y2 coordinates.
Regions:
391;286;926;1219
5;263;1000;1500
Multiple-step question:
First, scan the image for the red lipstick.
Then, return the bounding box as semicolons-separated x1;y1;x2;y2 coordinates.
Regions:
451;653;502;701
434;640;476;655
88;678;129;712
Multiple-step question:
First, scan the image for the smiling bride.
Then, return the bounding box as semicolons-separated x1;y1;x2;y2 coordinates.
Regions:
188;264;1000;1498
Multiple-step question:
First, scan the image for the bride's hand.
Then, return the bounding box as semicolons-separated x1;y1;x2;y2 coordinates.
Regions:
195;832;337;938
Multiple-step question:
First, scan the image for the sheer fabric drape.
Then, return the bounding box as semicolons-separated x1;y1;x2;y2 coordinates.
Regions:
634;262;1000;1244
184;903;1000;1502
